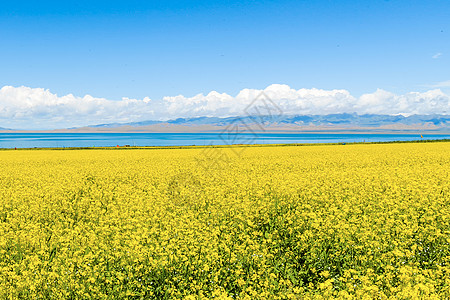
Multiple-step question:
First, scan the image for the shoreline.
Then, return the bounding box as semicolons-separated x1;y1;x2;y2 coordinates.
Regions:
1;138;449;151
1;129;450;135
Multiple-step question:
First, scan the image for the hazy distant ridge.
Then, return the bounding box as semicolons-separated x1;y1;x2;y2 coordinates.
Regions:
87;113;450;129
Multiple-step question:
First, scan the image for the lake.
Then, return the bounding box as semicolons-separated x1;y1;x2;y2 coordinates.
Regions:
0;132;449;148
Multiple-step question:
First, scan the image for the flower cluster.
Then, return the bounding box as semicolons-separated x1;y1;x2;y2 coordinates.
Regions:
0;142;449;299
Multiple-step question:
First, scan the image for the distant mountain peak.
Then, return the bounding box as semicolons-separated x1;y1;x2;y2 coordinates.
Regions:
83;113;450;130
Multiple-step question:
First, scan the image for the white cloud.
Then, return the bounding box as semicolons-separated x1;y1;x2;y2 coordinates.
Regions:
0;86;157;129
426;80;450;88
356;89;449;116
0;84;449;129
432;52;443;59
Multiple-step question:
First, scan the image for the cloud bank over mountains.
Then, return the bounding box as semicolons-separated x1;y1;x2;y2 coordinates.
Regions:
1;84;449;129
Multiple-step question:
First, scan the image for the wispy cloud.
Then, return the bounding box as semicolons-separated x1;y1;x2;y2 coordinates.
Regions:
426;80;450;88
432;52;443;59
1;85;449;130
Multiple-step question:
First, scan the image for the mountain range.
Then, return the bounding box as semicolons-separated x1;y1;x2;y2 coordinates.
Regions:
2;113;449;132
82;113;450;132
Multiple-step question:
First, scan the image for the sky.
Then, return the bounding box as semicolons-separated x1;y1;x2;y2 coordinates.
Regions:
1;0;449;129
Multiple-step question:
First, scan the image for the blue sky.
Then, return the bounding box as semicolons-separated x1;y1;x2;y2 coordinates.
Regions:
1;0;449;99
0;0;449;129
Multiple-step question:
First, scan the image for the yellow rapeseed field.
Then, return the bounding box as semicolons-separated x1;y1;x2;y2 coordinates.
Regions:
0;142;449;299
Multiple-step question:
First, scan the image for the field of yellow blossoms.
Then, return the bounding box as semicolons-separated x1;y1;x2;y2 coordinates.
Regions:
0;141;449;299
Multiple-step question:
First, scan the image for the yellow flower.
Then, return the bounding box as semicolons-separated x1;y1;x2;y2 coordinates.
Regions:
0;142;449;298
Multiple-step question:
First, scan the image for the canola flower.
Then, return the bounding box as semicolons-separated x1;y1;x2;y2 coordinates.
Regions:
0;142;449;299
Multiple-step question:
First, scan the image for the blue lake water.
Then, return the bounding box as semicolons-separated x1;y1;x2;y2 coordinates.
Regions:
0;132;449;148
